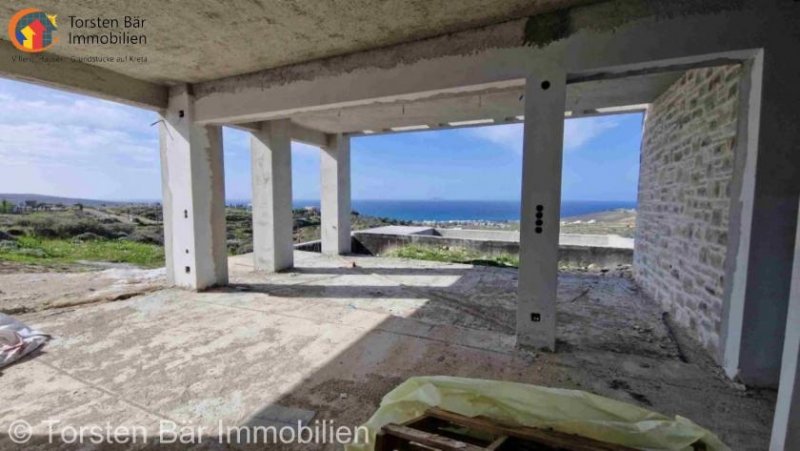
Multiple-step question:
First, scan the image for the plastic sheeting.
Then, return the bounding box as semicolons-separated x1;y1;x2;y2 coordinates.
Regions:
0;313;48;368
347;376;727;451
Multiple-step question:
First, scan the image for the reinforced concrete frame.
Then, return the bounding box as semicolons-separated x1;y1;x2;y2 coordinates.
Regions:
2;2;798;446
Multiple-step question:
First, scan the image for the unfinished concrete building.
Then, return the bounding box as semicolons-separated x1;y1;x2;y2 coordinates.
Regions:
1;0;798;449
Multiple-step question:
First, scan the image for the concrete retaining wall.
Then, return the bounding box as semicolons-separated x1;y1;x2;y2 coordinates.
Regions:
351;227;633;268
634;65;741;354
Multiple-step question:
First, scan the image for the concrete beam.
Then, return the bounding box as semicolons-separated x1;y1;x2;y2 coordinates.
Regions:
320;134;351;255
251;120;294;272
0;40;167;110
191;2;799;125
291;123;328;148
770;197;800;450
292;73;674;135
516;61;567;351
344;104;648;138
236;122;327;147
159;85;228;290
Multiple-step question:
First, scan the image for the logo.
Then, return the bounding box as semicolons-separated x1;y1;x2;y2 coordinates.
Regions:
8;8;58;52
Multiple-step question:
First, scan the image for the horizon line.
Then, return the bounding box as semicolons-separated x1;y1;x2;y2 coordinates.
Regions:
0;193;637;204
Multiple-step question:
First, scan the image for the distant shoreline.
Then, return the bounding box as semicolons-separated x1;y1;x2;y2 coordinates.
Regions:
0;194;636;223
292;199;637;223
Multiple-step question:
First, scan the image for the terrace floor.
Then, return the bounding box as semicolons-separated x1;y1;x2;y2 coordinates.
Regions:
0;251;776;449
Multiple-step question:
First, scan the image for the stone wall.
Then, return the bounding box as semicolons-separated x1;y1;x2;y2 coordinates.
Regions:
634;65;741;354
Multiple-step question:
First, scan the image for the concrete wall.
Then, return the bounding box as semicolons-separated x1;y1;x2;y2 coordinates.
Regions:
352;228;633;268
634;65;742;354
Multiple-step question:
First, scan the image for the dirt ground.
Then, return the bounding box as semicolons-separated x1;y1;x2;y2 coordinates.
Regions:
0;252;776;450
0;264;164;315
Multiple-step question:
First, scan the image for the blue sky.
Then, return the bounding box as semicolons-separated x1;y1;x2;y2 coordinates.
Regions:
0;78;643;202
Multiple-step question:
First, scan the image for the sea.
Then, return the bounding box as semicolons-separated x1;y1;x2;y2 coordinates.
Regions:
225;199;636;222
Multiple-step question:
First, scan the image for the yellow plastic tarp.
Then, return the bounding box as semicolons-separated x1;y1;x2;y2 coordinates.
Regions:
347;376;728;451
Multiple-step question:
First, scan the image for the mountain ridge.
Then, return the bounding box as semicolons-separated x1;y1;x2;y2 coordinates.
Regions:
0;193;129;207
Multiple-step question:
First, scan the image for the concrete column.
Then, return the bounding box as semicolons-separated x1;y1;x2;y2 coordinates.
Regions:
720;46;800;387
770;198;800;450
159;85;228;290
516;64;567;351
250;119;294;272
320;133;351;255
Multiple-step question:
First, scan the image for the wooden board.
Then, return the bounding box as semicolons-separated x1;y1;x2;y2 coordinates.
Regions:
375;407;640;451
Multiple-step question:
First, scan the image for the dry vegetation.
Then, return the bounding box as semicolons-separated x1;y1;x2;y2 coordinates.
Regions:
0;203;407;270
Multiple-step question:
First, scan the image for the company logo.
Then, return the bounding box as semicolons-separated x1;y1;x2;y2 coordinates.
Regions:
8;8;58;52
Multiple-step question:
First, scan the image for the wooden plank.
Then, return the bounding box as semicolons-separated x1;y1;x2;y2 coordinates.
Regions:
426;408;638;451
381;424;486;451
485;436;508;450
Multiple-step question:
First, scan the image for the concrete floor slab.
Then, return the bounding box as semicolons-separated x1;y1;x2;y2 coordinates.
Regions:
0;252;776;449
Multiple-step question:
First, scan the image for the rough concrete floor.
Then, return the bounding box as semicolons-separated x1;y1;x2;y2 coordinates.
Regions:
0;252;775;450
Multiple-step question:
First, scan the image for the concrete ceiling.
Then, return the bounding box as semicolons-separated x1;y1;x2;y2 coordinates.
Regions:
291;71;682;134
0;0;594;84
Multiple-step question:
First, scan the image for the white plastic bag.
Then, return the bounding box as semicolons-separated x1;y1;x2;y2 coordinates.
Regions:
0;313;48;368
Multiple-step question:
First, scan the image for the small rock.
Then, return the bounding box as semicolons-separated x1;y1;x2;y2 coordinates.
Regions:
339;393;348;400
732;382;747;391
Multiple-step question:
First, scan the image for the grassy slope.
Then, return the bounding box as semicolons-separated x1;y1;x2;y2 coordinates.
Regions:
0;206;406;269
385;244;519;268
0;237;163;268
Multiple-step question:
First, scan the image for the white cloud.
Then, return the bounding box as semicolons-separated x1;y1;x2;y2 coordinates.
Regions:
0;80;162;198
0;123;158;169
0;82;159;171
468;117;619;153
0;96;153;133
469;123;523;152
563;117;619;150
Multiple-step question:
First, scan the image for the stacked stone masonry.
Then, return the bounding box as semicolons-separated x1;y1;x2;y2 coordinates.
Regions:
634;65;742;355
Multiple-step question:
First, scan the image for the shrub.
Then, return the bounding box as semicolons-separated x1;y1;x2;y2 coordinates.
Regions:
17;248;46;257
227;239;241;253
0;240;19;250
73;232;102;242
55;219;110;238
125;228;163;245
104;223;135;238
32;223;59;238
17;216;124;240
6;228;26;236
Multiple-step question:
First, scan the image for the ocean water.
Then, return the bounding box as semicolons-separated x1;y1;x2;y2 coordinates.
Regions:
280;199;636;222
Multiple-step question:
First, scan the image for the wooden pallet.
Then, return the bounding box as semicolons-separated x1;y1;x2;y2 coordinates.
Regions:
375;407;639;451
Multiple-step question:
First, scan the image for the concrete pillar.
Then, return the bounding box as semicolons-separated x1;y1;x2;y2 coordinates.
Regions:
516;64;567;351
320;133;351;255
770;198;800;450
159;85;228;290
720;46;800;387
250;119;294;272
